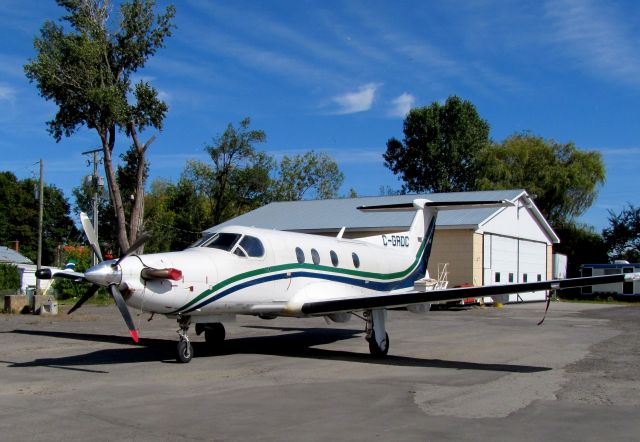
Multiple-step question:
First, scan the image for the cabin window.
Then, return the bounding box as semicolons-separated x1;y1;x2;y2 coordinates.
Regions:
605;268;621;275
537;274;542;282
352;252;360;268
508;273;514;283
582;267;592;277
238;235;265;258
330;250;339;267
295;247;305;264
311;248;320;265
205;233;241;252
495;272;501;283
523;273;528;282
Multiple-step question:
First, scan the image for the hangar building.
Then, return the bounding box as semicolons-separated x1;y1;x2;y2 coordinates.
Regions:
207;189;559;302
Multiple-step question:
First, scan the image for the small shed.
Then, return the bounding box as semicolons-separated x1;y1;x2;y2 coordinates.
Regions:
0;246;55;295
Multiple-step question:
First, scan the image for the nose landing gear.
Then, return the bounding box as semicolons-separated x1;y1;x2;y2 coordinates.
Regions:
176;316;193;363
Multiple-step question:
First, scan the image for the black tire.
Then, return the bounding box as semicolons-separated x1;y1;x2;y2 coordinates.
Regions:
177;340;193;363
204;323;226;344
368;332;390;357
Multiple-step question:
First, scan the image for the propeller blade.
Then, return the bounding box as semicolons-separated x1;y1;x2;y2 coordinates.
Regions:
108;284;139;343
80;212;103;262
115;232;151;266
67;284;100;315
36;268;86;282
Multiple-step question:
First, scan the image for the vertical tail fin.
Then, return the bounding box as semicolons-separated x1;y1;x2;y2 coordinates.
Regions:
357;198;515;278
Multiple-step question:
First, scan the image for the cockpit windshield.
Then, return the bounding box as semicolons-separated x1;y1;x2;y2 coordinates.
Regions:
188;231;264;257
204;232;242;251
188;233;214;248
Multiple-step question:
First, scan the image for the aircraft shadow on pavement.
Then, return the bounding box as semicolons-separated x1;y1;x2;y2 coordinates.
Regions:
6;328;550;374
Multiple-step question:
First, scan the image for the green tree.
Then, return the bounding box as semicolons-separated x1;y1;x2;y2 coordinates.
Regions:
554;222;608;278
273;150;344;201
0;264;21;292
384;96;490;193
0;172;77;264
603;204;640;262
190;117;272;225
24;0;176;253
143;178;179;252
477;133;605;226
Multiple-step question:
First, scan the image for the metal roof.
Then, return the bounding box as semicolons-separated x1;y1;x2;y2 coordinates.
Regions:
207;189;529;233
0;246;33;264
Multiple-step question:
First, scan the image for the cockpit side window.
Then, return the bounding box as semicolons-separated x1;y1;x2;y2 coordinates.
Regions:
237;235;265;258
188;233;214;248
204;233;241;251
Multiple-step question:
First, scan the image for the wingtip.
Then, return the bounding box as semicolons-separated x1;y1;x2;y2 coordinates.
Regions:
130;330;140;343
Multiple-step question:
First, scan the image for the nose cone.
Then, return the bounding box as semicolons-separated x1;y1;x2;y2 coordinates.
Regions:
85;261;122;287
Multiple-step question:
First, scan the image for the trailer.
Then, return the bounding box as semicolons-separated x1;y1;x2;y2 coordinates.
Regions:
580;262;640;297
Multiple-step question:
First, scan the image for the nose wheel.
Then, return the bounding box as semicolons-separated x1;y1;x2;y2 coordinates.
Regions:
176;317;193;363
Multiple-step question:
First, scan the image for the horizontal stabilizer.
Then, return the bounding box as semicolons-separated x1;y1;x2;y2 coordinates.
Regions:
357;199;514;212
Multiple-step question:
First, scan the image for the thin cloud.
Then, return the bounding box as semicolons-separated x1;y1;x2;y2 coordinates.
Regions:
545;0;640;88
331;83;380;114
389;93;415;118
0;84;17;102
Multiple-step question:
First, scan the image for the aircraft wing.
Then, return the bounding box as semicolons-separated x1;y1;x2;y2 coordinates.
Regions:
300;273;640;315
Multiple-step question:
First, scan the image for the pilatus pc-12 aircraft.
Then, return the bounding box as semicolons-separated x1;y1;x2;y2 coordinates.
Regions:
37;198;639;362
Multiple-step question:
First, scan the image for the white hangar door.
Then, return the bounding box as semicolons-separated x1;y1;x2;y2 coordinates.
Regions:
483;234;547;302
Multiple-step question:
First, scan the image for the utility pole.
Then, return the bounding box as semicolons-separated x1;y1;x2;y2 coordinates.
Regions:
82;148;103;265
35;159;44;295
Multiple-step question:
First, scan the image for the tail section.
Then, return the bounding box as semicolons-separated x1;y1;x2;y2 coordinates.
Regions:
357;198;514;279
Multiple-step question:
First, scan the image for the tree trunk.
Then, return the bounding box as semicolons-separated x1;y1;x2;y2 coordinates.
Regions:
100;126;130;254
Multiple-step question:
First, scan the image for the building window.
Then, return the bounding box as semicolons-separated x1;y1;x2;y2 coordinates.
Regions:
495;272;501;283
352;252;360;268
330;250;339;267
295;247;305;264
311;248;320;265
508;273;514;283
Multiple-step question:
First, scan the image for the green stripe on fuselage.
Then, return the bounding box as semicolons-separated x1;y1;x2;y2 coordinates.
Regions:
171;229;430;314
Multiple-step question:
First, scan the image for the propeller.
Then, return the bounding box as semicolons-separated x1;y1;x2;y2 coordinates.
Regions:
65;213;150;343
35;212;176;344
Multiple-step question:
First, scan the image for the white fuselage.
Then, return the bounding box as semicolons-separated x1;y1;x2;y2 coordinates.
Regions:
118;225;427;319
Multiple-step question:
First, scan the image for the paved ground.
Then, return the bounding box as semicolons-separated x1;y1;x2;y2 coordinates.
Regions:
1;302;639;441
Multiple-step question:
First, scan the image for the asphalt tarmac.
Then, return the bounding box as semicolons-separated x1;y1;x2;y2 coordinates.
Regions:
1;302;639;441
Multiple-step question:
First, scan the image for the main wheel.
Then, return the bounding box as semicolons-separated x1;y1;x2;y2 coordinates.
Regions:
177;340;193;363
204;323;226;344
368;332;390;357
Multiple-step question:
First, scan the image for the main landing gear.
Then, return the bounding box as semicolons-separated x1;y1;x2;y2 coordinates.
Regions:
175;317;227;363
364;309;389;357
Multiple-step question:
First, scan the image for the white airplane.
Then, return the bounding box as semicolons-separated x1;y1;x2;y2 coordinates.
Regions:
36;198;639;363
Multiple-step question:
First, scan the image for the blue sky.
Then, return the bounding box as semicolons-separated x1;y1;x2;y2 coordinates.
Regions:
1;0;638;231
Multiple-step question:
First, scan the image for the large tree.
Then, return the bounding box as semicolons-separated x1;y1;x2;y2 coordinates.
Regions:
273;150;344;201
476;133;605;226
0;172;78;265
24;0;175;253
603;204;640;262
383;95;490;193
187;118;272;226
